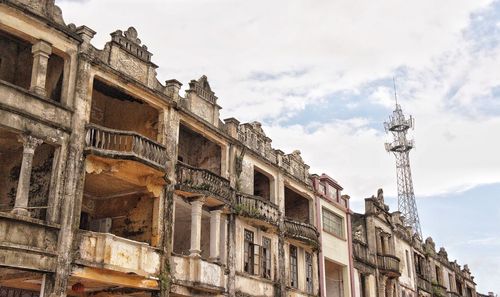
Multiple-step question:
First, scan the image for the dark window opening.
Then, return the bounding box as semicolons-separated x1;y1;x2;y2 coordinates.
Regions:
178;124;221;175
81;172;156;246
285;187;310;223
253;168;271;200
305;252;313;294
244;229;255;274
261;237;271;279
0;30;32;90
290;245;298;288
90;79;159;140
0;129;55;221
45;53;64;102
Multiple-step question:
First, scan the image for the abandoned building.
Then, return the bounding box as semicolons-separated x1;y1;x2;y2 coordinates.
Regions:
0;1;485;297
351;190;478;297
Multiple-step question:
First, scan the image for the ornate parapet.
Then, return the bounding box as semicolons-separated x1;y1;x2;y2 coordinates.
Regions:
236;122;310;183
6;0;65;25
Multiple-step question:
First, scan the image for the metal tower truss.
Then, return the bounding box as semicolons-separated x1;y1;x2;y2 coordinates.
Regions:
384;104;422;238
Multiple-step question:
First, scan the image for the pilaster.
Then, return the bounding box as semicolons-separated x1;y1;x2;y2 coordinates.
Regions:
30;40;53;97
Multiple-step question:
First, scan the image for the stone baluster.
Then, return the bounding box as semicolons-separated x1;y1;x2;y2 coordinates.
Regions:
30;40;52;97
12;135;43;216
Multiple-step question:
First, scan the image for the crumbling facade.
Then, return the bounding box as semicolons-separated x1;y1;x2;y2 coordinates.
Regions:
351;190;478;297
0;1;322;297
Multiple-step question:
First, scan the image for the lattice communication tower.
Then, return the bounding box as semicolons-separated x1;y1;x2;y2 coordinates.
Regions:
384;84;422;237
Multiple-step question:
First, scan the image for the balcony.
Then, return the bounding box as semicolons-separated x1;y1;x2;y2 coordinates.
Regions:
0;212;59;272
283;218;319;246
417;276;432;293
77;230;161;278
352;241;376;266
234;193;280;225
377;254;401;277
171;255;225;293
175;161;232;203
85;124;168;170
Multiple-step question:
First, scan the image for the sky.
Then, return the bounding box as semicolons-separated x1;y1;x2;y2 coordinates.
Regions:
57;0;500;293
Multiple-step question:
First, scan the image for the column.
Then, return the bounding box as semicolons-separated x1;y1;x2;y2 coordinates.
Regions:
190;198;204;256
378;275;387;297
30;40;52;97
12;135;43;216
386;279;394;297
209;209;222;262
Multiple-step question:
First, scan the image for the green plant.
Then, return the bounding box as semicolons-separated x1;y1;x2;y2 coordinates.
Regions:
158;269;170;292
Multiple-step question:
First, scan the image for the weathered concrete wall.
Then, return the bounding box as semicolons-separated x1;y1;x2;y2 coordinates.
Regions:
90;82;159;140
45;53;64;102
93;194;154;244
173;199;191;255
285;187;310;223
0;139;54;219
254;169;271;200
395;236;415;291
0;31;32;90
178;125;221;174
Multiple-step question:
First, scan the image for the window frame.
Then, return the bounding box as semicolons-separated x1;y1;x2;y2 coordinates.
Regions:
261;237;272;279
289;245;298;288
305;251;313;294
244;229;255;274
322;208;345;239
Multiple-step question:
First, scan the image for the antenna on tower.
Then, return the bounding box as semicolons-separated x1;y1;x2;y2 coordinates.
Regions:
392;77;398;107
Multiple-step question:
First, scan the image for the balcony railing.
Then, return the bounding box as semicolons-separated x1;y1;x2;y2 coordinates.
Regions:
284;218;319;246
417;276;432;293
234;193;280;224
77;231;161;277
353;240;376;266
377;254;401;276
85;124;168;170
176;162;232;202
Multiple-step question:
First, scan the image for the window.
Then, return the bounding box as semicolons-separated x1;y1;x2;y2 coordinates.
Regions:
449;273;454;291
406;250;411;277
261;237;272;279
290;245;298;288
305;252;313;294
322;209;344;238
244;230;255;274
